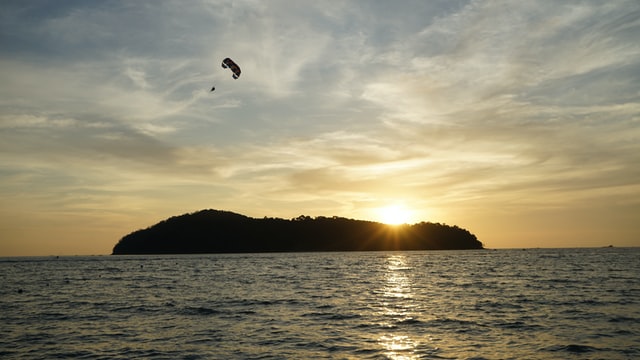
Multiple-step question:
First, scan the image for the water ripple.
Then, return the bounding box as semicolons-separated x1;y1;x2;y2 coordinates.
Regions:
1;248;639;359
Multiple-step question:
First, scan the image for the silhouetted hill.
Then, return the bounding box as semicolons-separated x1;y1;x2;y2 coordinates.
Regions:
112;209;483;254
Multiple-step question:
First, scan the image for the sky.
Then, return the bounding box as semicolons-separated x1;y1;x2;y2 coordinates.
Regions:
1;0;639;256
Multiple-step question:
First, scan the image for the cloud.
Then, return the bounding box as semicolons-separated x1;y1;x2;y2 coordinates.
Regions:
1;0;639;254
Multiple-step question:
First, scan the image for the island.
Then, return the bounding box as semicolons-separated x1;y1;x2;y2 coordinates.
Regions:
112;209;483;254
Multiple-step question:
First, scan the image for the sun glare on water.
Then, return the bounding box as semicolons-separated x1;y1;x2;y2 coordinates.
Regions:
378;204;413;225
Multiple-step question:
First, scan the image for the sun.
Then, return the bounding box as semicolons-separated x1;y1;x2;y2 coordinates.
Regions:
378;204;413;225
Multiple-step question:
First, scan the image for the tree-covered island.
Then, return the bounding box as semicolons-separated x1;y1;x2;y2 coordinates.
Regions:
112;209;483;254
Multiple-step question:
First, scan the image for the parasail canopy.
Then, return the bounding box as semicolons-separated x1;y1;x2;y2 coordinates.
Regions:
222;57;241;79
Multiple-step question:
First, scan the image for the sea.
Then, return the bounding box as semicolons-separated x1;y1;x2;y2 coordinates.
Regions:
1;248;638;359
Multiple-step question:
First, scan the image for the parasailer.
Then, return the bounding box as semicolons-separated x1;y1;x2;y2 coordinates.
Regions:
210;57;241;92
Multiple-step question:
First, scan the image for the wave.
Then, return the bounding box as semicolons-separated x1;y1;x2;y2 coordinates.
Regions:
180;306;221;316
301;311;362;321
396;317;426;326
608;315;637;323
542;344;602;353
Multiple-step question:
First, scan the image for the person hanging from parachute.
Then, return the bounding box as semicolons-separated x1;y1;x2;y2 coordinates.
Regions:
211;57;241;91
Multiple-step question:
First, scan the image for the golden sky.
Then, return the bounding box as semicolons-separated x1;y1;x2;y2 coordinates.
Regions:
1;1;639;255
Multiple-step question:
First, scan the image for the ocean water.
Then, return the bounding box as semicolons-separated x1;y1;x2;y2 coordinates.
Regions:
1;248;638;359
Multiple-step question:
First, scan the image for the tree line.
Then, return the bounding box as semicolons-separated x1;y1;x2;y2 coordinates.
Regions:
112;209;483;254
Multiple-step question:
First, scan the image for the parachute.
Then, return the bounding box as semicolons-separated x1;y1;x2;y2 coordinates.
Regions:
211;57;241;92
222;58;241;79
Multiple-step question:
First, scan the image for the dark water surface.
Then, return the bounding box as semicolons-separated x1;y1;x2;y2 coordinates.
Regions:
1;248;639;359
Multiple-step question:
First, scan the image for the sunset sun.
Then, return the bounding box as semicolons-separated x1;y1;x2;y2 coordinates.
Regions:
378;204;413;225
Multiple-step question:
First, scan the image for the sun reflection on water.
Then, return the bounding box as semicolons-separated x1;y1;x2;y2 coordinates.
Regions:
378;254;423;360
384;261;413;298
379;334;419;360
